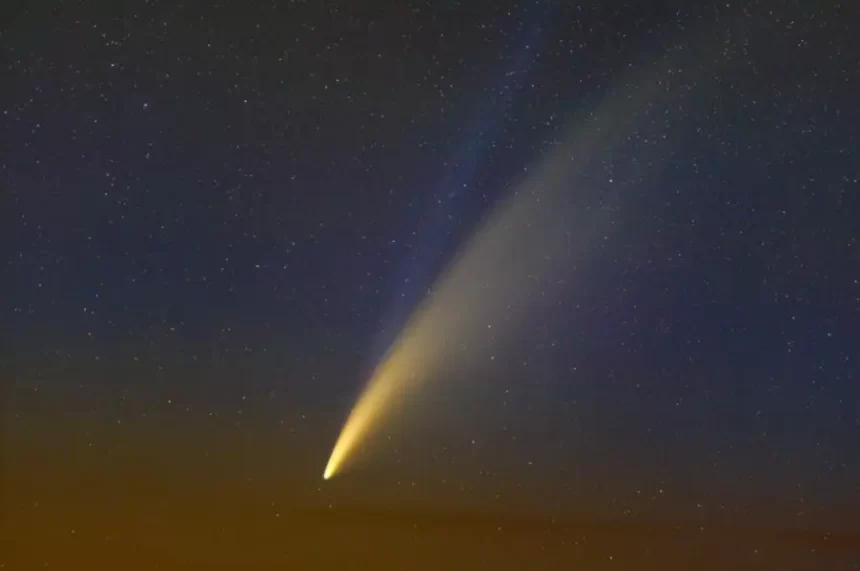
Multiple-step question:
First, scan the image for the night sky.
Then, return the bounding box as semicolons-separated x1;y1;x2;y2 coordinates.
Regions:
3;0;860;569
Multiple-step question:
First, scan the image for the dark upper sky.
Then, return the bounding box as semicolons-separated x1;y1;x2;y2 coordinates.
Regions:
2;0;860;567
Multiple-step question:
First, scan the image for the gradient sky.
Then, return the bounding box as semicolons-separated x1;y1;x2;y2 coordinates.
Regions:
2;0;859;568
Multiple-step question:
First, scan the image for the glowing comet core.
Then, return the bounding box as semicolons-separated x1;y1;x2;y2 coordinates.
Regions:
322;358;407;479
323;327;431;479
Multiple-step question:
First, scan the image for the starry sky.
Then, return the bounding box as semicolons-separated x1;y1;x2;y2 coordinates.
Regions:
2;0;860;568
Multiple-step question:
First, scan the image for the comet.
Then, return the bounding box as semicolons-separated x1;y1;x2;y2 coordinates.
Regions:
322;118;624;479
323;36;720;480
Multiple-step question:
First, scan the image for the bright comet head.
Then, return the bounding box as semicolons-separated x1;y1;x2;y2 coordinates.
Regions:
323;347;421;480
